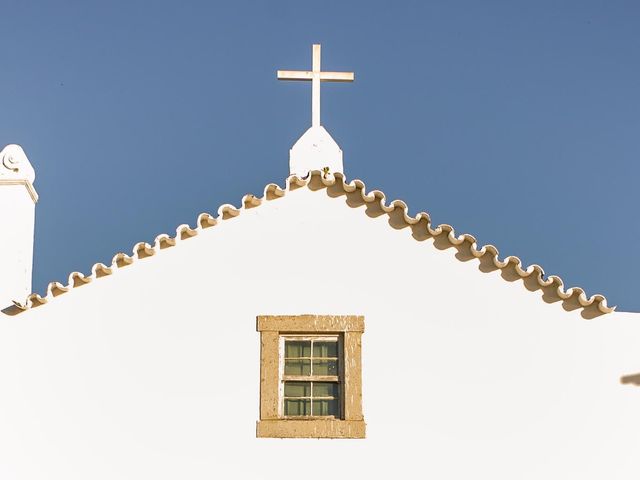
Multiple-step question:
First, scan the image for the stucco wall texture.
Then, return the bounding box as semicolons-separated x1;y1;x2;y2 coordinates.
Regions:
1;182;639;479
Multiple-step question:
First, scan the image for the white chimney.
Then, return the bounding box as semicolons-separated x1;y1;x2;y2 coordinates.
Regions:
0;144;37;308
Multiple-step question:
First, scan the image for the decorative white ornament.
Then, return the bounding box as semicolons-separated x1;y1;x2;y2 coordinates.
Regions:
278;44;354;176
2;151;20;172
0;143;37;310
0;144;35;183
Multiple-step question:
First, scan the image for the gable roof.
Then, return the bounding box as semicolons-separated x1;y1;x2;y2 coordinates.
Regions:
11;170;614;315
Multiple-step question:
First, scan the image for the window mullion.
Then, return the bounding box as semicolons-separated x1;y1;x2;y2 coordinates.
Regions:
310;338;314;416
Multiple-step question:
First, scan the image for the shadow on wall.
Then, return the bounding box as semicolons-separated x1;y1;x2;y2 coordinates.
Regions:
1;304;23;316
319;176;609;321
621;374;640;386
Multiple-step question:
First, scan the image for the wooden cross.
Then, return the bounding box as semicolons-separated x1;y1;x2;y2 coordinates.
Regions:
278;44;354;128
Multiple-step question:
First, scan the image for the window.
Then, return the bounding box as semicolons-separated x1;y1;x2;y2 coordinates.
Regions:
282;336;341;418
256;315;365;439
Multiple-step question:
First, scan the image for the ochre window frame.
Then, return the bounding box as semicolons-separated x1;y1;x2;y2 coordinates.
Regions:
256;315;365;439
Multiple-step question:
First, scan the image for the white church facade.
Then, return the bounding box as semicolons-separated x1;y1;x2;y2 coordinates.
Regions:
1;45;639;479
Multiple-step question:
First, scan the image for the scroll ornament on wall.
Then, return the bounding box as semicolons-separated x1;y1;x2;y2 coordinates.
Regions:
0;144;35;183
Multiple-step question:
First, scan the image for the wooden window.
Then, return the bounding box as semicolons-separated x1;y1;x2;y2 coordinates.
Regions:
256;315;365;439
282;336;341;418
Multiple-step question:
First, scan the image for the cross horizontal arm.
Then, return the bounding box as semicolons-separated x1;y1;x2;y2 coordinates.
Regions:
277;70;355;82
319;71;354;82
277;70;313;81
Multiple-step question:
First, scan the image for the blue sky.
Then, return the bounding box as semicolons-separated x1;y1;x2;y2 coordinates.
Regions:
2;0;639;311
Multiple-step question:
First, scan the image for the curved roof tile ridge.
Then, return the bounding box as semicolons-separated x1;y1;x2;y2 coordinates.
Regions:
11;170;614;315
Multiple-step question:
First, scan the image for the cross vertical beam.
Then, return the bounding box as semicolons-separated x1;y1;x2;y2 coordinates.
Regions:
278;44;354;128
312;44;321;127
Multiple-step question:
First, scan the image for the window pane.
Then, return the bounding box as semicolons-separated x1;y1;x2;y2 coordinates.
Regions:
284;359;311;376
312;399;339;416
313;382;339;398
312;360;338;376
313;341;338;358
284;382;311;397
285;399;311;416
285;341;311;358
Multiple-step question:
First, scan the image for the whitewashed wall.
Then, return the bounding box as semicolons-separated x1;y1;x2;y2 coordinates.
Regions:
1;184;638;480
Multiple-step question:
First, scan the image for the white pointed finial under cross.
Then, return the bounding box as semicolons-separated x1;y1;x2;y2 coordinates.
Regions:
278;44;354;128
